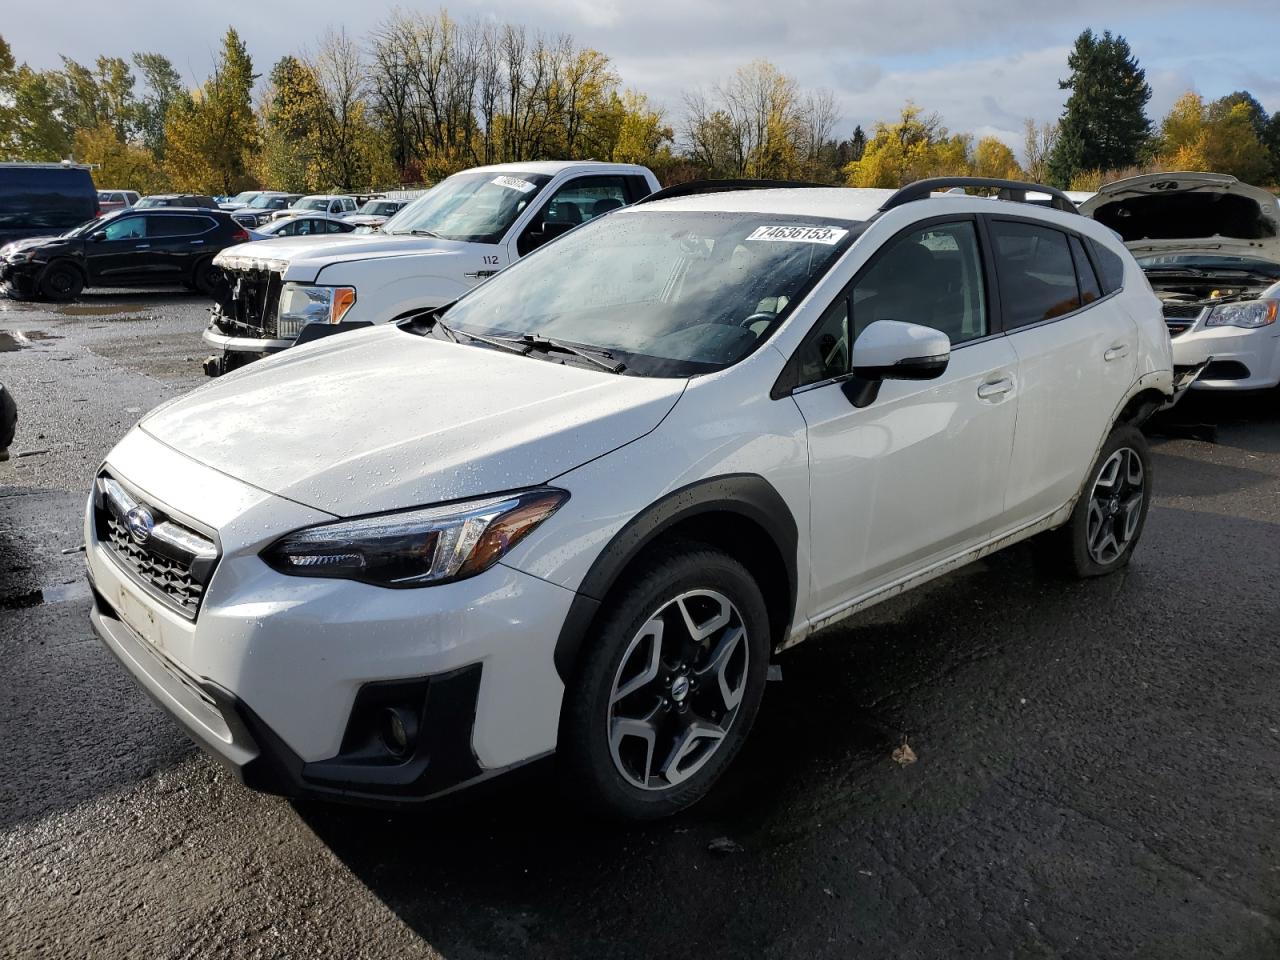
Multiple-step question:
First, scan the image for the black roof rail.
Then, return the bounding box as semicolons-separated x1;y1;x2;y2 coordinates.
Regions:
879;177;1079;214
635;178;832;205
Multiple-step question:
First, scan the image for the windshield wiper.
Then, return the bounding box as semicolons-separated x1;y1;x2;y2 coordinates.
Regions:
406;228;444;239
502;334;626;373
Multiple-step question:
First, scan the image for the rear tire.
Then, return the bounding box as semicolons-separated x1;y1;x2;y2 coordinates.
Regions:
559;542;771;820
1041;423;1152;578
39;262;83;301
191;258;220;296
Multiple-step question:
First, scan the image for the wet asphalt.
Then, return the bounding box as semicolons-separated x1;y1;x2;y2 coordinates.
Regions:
1;290;1279;959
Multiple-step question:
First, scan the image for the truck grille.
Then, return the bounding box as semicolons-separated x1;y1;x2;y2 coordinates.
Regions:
93;473;219;620
214;266;283;338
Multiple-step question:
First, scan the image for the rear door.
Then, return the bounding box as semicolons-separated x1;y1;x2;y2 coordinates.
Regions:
988;217;1137;530
147;214;216;278
790;216;1021;616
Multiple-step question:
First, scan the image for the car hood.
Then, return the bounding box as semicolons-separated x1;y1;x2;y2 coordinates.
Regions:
214;233;469;282
139;325;685;517
1;234;65;255
1080;172;1280;263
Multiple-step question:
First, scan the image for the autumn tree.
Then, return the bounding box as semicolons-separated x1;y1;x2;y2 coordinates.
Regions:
972;136;1023;180
1049;30;1152;186
1022;119;1058;184
132;53;185;158
1156;91;1271;184
164;28;258;193
843;103;973;187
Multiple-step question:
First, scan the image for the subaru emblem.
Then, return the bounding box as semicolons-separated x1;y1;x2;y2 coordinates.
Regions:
125;506;155;545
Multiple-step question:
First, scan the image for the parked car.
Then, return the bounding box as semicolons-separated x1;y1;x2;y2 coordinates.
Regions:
231;193;304;230
97;190;140;214
134;194;219;210
0;162;97;246
1081;172;1280;391
202;161;660;374
0;207;250;300
86;177;1173;819
220;191;266;211
343;198;409;230
249;213;356;240
0;380;15;462
270;195;359;221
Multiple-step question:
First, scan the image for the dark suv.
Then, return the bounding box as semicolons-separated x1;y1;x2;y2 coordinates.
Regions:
0;162;98;246
0;207;249;301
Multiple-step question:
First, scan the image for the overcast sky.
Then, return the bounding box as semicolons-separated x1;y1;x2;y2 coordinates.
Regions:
5;0;1279;153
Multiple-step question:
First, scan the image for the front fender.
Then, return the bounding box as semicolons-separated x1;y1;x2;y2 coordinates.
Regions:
314;267;471;326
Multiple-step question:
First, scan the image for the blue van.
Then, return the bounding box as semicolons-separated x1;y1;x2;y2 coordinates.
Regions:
0;162;98;245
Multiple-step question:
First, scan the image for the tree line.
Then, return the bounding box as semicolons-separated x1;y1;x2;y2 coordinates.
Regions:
0;19;1277;195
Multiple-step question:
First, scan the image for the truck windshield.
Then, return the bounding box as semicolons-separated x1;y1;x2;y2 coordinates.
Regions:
384;171;551;244
433;209;859;377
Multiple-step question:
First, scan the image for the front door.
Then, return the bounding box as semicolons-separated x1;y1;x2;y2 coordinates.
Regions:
85;215;157;283
789;217;1020;619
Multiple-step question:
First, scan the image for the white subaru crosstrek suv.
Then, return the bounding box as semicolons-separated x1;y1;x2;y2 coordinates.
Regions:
87;177;1173;820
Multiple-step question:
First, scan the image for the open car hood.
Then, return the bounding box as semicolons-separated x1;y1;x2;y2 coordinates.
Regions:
139;326;685;517
1080;172;1280;264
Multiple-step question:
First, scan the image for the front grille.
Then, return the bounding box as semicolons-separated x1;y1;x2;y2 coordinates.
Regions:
214;267;283;338
1166;320;1194;338
1162;302;1206;319
94;473;219;620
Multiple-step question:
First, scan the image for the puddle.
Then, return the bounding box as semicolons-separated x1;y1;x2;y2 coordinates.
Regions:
0;330;62;351
0;580;91;609
58;303;152;317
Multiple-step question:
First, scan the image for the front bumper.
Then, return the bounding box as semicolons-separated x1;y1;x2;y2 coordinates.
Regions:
202;324;293;354
1171;324;1280;390
84;430;575;802
0;259;41;296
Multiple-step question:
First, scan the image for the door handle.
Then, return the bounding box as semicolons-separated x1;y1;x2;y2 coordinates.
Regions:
1104;344;1129;362
134;244;150;249
189;240;205;245
977;378;1014;400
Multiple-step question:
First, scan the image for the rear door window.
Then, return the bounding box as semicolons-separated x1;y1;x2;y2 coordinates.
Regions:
1070;235;1103;304
147;215;214;237
988;220;1081;328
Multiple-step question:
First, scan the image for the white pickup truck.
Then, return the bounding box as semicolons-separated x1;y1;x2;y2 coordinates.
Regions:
202;160;661;375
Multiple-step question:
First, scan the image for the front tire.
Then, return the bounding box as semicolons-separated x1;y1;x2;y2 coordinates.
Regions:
39;262;83;301
1045;423;1152;578
560;542;771;820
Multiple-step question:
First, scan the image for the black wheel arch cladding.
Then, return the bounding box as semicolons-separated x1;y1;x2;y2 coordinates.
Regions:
552;473;798;682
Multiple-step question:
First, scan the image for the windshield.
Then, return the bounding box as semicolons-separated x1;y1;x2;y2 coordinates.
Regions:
230;192;259;204
63;216;105;238
249;194;284;209
133;197;160;208
295;198;331;212
360;201;399;216
433;210;858;377
385;171;551;243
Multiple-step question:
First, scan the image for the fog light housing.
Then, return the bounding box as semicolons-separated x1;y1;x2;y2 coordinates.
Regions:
380;706;418;757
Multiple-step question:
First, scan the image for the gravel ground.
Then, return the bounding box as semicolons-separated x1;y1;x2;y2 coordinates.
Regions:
2;290;1278;959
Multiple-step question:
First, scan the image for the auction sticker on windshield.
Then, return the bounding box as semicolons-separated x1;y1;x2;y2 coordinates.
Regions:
491;175;537;194
747;225;849;245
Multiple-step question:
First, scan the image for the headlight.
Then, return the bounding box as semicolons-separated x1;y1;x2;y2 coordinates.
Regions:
1205;300;1277;329
261;488;568;588
278;283;357;327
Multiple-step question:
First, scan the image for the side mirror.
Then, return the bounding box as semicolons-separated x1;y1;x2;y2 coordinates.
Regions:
841;320;951;408
89;231;107;243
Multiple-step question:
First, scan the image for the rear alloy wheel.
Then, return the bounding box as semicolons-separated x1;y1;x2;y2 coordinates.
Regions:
39;262;83;301
561;543;770;820
1044;423;1152;578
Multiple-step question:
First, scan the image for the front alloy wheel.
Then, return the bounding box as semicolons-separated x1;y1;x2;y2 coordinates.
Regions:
608;590;749;790
561;543;770;820
1085;447;1144;565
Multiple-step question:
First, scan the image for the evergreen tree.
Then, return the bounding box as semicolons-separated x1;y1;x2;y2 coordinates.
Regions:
1048;30;1152;186
849;124;867;162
